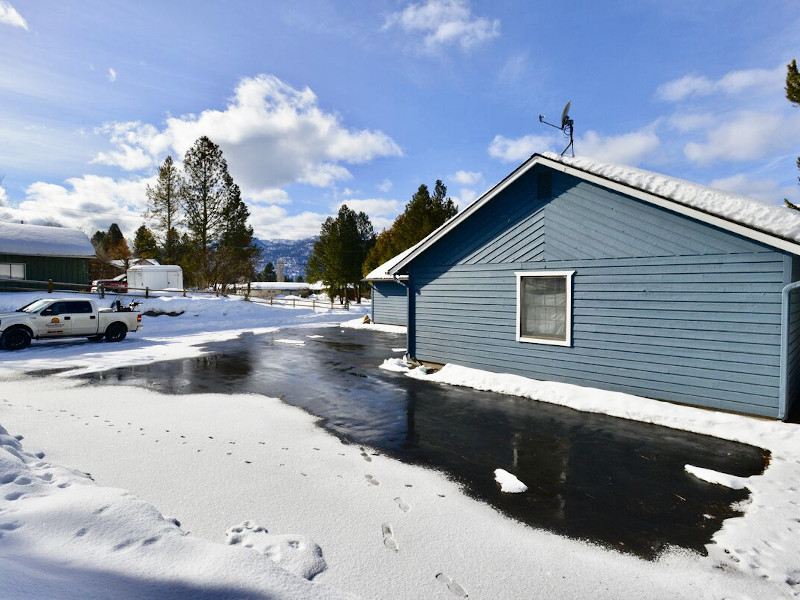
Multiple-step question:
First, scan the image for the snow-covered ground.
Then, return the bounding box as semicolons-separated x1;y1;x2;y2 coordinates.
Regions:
0;292;798;599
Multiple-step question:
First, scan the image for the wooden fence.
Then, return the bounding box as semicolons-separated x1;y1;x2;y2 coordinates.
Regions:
0;278;353;311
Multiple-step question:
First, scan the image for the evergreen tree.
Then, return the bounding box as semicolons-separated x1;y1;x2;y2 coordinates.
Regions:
212;176;258;290
105;223;125;253
145;155;183;261
182;136;231;286
91;230;106;252
363;180;457;274
786;60;800;211
133;224;159;259
787;59;800;105
259;262;277;282
89;223;130;278
307;205;375;303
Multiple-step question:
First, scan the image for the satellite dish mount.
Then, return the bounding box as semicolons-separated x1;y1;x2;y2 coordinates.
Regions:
538;101;574;157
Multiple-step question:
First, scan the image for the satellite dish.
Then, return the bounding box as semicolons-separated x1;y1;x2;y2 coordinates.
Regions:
560;101;572;129
538;100;575;157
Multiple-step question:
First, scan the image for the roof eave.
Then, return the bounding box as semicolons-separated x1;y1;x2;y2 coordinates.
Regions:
540;155;800;257
389;153;800;273
389;154;543;275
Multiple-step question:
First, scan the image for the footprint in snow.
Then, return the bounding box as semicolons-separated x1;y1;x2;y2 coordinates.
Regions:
394;497;410;512
225;520;326;580
365;474;379;486
381;523;398;552
435;572;468;598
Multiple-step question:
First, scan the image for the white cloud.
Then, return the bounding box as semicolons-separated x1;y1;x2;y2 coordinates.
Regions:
668;112;715;133
92;74;402;196
577;128;660;165
497;53;527;84
656;65;785;102
0;2;28;30
377;179;392;193
384;0;500;52
684;111;800;164
0;183;8;206
709;173;800;204
248;205;328;241
91;121;163;171
452;188;478;209
488;127;659;166
247;188;291;205
333;198;401;218
449;169;483;186
107;67;117;83
488;133;557;162
8;175;152;238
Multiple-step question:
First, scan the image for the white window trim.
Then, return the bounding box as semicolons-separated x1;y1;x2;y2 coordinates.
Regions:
515;270;574;347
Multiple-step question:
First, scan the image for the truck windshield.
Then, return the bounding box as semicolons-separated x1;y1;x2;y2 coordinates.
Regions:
18;299;52;313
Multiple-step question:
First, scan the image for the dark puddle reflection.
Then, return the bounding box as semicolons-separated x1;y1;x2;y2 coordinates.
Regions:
78;326;768;559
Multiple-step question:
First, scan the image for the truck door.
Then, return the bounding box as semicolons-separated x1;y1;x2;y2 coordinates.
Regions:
64;300;97;335
38;301;73;337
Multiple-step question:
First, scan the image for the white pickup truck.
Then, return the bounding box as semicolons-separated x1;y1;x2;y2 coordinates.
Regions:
0;298;142;351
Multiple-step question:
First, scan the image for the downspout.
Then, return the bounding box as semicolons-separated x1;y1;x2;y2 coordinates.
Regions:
366;281;375;323
779;280;800;420
393;273;412;359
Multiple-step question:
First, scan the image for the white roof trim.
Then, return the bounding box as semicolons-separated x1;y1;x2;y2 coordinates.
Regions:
389;154;800;274
364;240;423;281
388;155;541;275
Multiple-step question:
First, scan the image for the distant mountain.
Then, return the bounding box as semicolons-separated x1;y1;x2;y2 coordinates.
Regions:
253;237;317;279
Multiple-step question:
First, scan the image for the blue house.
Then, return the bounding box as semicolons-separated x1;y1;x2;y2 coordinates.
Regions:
389;153;800;420
364;246;413;326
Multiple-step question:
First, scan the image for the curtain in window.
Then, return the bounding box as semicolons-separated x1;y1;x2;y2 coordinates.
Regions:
521;276;566;340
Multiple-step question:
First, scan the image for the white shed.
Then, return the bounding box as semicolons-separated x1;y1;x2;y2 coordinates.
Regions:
126;265;183;291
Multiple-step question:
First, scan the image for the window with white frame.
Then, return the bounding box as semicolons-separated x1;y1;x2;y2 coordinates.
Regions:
0;263;25;280
515;271;574;346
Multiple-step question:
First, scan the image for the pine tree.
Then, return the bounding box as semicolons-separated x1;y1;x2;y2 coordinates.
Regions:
363;180;457;274
787;59;800;105
145;155;183;262
786;60;800;211
182;137;232;286
307;205;375;303
259;262;277;282
105;223;125;253
133;224;160;259
212;176;258;290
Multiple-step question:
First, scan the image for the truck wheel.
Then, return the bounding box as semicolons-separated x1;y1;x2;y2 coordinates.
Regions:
105;323;127;343
2;328;32;351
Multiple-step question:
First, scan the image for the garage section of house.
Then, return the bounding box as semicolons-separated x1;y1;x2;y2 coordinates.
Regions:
390;153;800;420
364;245;416;327
0;221;96;290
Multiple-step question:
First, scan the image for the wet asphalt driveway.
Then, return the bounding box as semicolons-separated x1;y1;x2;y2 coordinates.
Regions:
79;325;768;559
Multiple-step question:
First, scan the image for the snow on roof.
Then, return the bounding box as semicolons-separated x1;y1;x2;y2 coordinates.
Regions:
389;153;800;275
0;221;95;258
363;244;417;281
542;152;800;245
111;258;160;268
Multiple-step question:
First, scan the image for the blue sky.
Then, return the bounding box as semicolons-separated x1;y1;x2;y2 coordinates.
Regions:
1;0;799;240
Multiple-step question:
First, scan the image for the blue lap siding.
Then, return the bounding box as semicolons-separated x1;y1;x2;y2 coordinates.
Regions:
403;167;798;418
371;281;408;326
